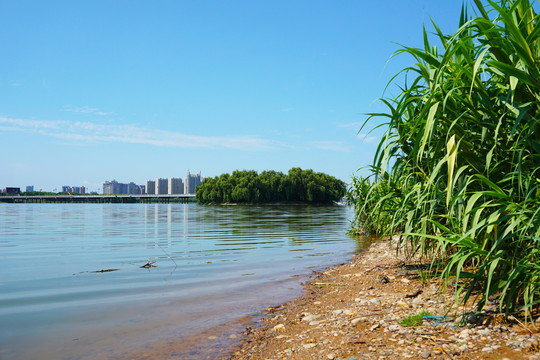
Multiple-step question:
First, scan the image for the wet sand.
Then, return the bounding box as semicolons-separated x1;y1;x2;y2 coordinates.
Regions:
228;240;540;360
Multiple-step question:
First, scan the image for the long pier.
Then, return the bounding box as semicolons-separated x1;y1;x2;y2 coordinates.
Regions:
0;194;197;204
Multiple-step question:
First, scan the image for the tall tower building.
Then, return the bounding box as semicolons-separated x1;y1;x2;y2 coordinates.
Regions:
168;177;184;195
103;180;143;194
127;182;143;195
156;178;168;195
103;181;120;194
184;170;202;195
145;180;156;195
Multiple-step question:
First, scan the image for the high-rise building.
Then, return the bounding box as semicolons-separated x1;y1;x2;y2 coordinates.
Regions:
26;186;34;192
145;180;156;195
103;181;141;194
103;180;124;194
72;186;86;194
156;178;168;194
127;182;143;195
62;185;86;194
184;170;202;194
168;177;183;195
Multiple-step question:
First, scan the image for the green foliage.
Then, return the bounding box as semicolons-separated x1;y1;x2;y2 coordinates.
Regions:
400;310;432;327
196;167;346;204
349;0;540;320
19;191;64;196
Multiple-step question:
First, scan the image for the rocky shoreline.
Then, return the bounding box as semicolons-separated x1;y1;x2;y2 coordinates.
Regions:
228;240;540;360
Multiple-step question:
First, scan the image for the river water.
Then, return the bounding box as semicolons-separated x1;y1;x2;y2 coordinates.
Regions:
0;203;367;359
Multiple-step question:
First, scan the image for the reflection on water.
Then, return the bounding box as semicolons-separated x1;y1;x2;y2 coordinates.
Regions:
0;203;369;359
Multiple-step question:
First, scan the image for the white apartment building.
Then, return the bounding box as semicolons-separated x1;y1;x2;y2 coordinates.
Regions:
155;178;168;195
184;170;202;195
168;177;184;195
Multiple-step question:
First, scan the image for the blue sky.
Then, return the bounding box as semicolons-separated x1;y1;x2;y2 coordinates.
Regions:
1;0;466;192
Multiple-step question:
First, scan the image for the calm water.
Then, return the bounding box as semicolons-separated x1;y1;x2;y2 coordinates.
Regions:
0;203;366;359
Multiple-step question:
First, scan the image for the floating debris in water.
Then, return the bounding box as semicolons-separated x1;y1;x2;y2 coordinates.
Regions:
92;269;120;273
140;258;157;268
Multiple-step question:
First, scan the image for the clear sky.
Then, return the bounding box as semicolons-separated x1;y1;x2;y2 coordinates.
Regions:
1;0;466;193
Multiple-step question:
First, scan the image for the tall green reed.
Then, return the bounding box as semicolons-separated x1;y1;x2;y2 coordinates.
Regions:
349;0;540;320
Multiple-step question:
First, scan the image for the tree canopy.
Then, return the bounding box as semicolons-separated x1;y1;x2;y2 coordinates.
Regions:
196;168;346;204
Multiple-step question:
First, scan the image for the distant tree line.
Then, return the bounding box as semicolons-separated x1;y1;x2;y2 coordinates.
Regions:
196;167;346;204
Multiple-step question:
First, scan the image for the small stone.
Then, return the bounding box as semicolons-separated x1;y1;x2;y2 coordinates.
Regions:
208;336;218;340
481;346;493;353
412;297;423;306
273;324;285;332
419;350;431;358
303;343;316;350
327;353;336;360
309;321;320;326
229;334;237;339
388;324;401;331
351;317;368;325
314;301;321;305
401;278;411;283
302;314;319;322
369;298;381;305
477;328;491;336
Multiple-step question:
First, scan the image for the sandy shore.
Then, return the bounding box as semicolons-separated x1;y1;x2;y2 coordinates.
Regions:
228;240;540;360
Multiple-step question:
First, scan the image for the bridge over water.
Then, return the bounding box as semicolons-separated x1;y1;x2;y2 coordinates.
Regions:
0;194;196;204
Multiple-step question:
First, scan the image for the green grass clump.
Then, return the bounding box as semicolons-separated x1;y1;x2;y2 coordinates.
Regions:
400;311;432;327
349;0;540;322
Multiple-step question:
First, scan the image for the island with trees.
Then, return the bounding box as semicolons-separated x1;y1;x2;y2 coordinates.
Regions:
196;167;346;204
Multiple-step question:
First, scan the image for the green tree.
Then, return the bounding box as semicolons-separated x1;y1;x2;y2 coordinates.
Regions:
197;168;344;204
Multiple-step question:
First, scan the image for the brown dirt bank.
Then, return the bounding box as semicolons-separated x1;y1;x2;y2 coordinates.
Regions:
228;240;540;360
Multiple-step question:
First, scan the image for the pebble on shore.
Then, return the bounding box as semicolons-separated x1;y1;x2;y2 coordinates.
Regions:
229;240;540;360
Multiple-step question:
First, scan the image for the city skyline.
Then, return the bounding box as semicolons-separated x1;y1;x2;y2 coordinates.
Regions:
104;170;202;195
5;171;202;194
